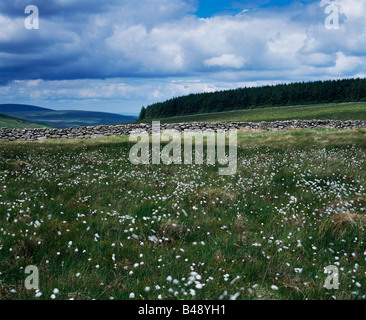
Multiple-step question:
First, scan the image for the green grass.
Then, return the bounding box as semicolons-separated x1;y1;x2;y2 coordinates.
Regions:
141;102;366;124
0;129;365;300
0;114;48;129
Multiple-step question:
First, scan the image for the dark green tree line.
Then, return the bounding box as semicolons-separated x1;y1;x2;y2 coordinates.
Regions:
139;78;366;120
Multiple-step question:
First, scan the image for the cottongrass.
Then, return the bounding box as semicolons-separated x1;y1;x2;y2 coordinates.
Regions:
0;129;365;300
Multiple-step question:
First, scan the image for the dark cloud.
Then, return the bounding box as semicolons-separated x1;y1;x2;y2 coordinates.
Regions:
0;0;119;18
0;0;365;113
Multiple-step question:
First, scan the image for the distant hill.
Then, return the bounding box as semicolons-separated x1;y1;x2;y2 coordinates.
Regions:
140;78;366;120
0;113;48;129
0;104;138;129
0;104;52;113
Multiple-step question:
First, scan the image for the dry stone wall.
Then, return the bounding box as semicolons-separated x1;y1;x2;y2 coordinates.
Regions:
0;120;365;141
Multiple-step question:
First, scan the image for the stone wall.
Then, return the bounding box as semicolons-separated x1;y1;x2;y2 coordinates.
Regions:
1;120;365;141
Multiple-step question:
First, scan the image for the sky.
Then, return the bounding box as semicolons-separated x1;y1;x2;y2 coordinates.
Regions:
0;0;365;115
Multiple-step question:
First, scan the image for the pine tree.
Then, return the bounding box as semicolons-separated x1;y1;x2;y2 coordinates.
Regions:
138;107;146;120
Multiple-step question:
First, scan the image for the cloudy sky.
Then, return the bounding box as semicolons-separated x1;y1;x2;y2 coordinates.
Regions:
0;0;365;115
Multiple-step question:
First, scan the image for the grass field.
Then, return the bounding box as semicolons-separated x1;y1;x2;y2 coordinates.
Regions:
0;114;47;129
0;129;365;300
141;102;366;124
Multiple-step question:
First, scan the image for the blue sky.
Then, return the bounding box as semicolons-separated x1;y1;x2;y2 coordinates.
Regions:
195;0;311;17
0;0;365;115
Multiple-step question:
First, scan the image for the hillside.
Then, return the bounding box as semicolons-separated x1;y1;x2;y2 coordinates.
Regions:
0;113;48;129
140;78;366;120
0;104;137;129
141;102;366;124
0;104;52;113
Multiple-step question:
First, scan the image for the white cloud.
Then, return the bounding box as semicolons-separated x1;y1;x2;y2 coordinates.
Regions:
328;52;363;75
204;54;246;69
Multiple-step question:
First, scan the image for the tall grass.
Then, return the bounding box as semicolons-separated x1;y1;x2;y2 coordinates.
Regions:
0;129;365;300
